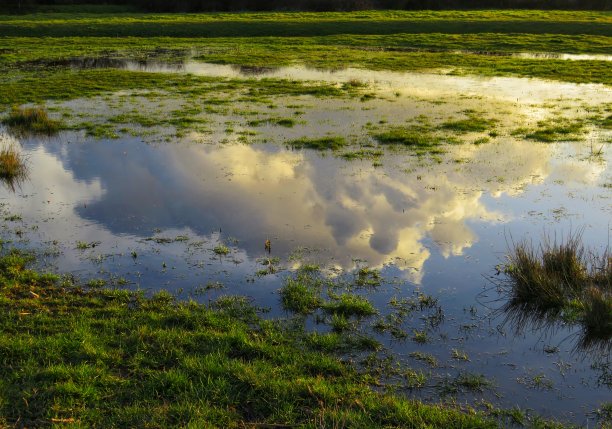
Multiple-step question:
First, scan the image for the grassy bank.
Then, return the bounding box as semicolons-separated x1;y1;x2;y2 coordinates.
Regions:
0;10;610;101
0;250;502;428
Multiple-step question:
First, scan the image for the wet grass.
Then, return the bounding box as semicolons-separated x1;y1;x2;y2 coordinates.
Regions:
213;244;230;255
0;143;28;190
0;11;609;113
500;232;611;353
0;144;27;182
248;117;297;127
280;272;322;314
322;294;377;317
409;351;438;367
441;113;495;133
524;119;586;142
0;69;346;107
339;148;383;161
286;136;347;151
0;249;503;427
373;126;445;155
445;373;495;394
1;106;62;135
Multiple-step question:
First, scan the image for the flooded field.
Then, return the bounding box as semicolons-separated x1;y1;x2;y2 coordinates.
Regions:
1;60;611;426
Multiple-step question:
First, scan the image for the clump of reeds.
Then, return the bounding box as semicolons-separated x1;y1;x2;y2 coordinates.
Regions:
0;143;28;191
2;106;62;135
500;232;611;353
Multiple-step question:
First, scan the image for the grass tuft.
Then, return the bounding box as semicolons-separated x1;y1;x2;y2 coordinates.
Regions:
2;106;62;135
322;293;377;317
500;231;611;353
441;114;494;133
525;120;586;142
286;136;347;151
373;127;439;148
0;143;28;189
213;244;230;255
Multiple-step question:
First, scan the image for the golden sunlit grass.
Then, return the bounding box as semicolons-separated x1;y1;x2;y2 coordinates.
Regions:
0;143;28;189
2;106;62;135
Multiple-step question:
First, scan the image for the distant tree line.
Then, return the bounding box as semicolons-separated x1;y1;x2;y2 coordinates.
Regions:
3;0;611;12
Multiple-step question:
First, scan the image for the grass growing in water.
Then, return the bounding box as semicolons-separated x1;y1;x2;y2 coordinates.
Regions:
286;136;347;151
0;143;28;189
248;117;296;127
500;232;611;353
0;250;499;427
280;271;322;314
372;126;444;155
213;244;230;255
441;114;495;133
2;106;62;135
524;119;586;142
322;293;377;317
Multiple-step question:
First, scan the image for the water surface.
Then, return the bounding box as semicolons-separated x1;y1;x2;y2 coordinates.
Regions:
1;64;610;425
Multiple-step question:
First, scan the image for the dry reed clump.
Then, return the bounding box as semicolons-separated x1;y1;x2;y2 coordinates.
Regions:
501;232;611;353
2;106;62;135
0;142;28;191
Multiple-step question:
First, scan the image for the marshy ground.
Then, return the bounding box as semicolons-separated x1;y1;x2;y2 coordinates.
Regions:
0;8;611;428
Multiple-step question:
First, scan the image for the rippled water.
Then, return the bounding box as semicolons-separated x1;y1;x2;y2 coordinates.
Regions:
1;64;610;425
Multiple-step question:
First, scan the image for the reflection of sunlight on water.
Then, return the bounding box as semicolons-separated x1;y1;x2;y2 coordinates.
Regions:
87;59;612;105
6;131;607;284
512;52;612;61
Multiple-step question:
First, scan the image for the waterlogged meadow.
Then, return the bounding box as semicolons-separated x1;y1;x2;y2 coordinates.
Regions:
0;9;611;428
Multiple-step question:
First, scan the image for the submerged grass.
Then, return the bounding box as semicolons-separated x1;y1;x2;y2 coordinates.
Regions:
0;250;499;427
2;105;62;135
500;232;611;353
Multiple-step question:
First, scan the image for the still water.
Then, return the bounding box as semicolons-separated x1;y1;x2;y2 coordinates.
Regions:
1;64;610;424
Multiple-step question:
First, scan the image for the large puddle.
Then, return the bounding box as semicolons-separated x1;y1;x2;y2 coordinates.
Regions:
1;62;611;425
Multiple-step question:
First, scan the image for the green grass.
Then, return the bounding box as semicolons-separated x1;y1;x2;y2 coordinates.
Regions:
453;373;494;393
339;148;383;161
248;117;297;127
280;273;322;314
322;293;377;317
412;330;430;344
2;105;62;135
0;69;346;107
501;232;611;353
0;11;609;38
373;128;433;146
373;126;444;154
441;114;495;133
286;136;348;151
213;244;230;255
0;10;610;113
409;351;438;367
524;119;586;142
0;250;501;427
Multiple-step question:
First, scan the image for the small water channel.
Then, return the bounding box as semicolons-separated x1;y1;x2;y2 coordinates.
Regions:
1;61;610;425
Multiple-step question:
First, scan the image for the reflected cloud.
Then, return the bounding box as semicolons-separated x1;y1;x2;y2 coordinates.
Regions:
3;126;607;284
